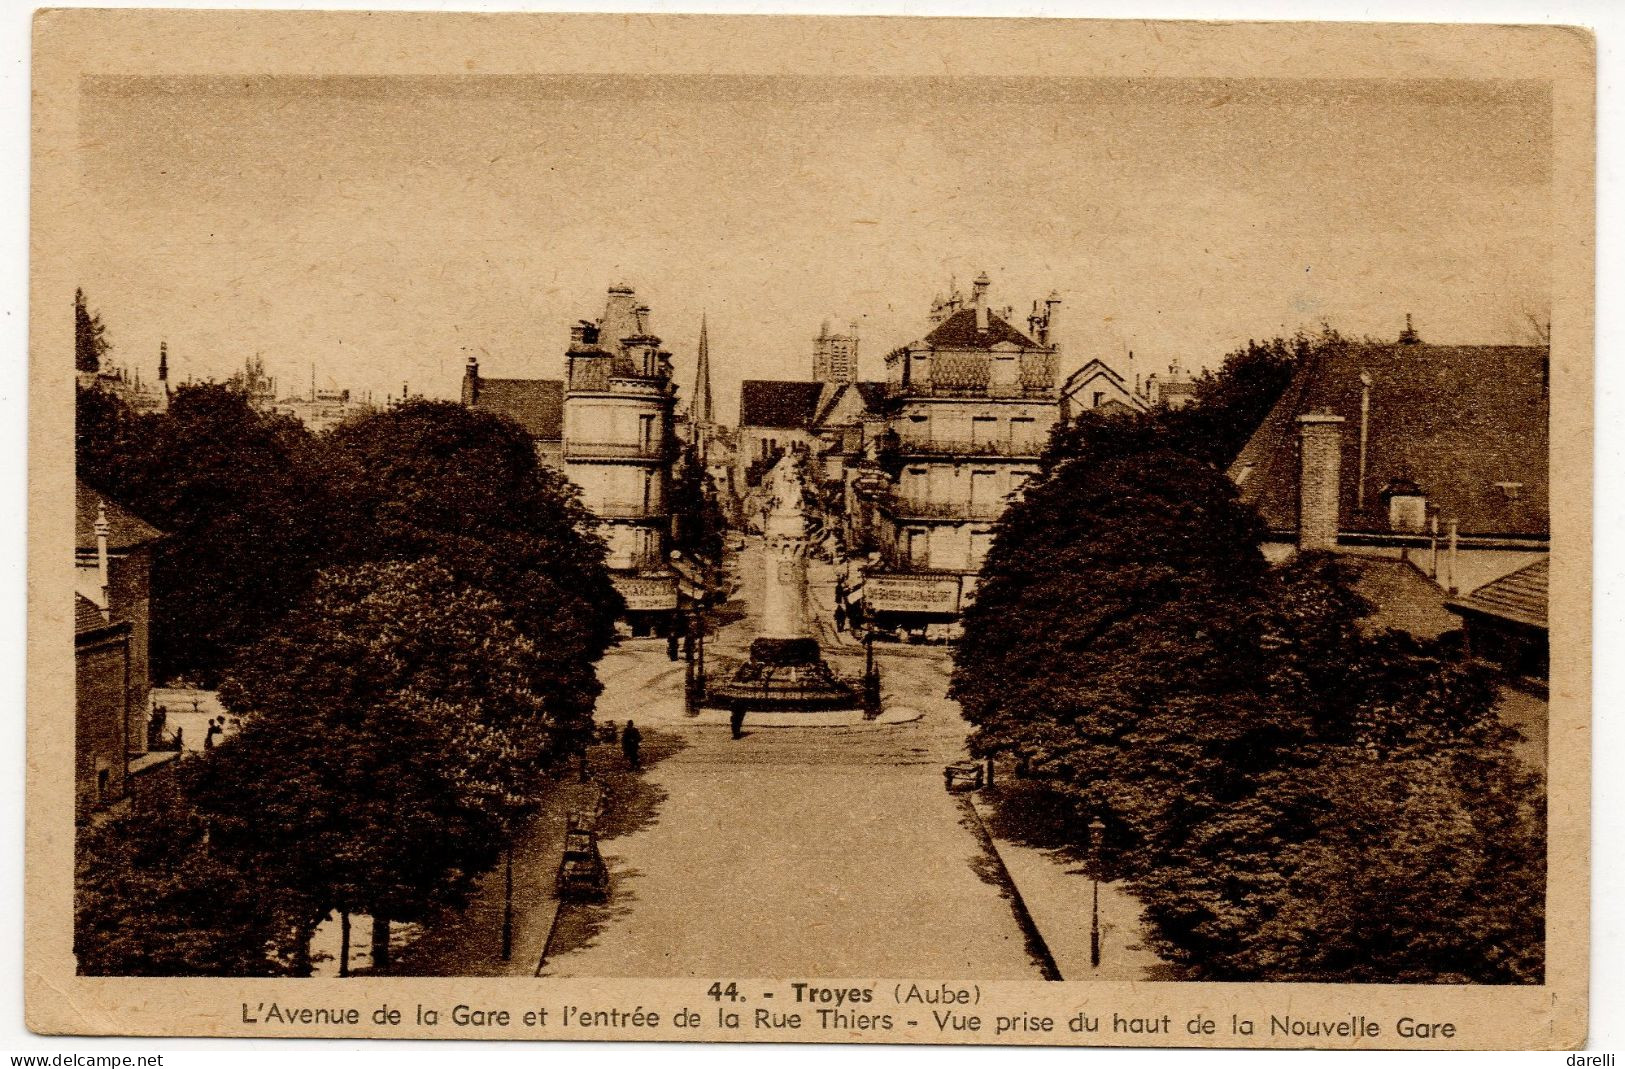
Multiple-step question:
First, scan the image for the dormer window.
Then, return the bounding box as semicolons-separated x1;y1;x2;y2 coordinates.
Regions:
1381;478;1427;533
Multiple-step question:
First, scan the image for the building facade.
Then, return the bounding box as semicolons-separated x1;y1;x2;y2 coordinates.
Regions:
562;285;682;635
860;273;1061;636
75;483;172;817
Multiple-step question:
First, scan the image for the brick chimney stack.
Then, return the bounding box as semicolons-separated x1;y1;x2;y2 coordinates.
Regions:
461;353;480;406
1297;413;1346;552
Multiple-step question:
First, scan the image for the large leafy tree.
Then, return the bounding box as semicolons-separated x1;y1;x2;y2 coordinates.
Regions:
323;401;620;742
1158;328;1346;468
958;408;1546;983
194;560;560;972
75;781;288;977
76;383;335;684
75;288;110;374
952;410;1274;873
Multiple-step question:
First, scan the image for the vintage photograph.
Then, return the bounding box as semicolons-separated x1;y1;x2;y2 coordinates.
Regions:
29;10;1593;1047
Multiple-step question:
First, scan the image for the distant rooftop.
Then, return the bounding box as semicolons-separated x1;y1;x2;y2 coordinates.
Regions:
1231;342;1549;540
473;378;564;441
740;380;825;430
75;481;164;553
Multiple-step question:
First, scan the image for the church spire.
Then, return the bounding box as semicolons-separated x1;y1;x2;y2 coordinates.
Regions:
692;313;714;436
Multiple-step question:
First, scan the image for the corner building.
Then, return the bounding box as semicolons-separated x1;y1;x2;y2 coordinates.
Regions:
563;285;682;635
864;273;1060;636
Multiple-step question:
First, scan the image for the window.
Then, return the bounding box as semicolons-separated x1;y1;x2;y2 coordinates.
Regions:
1389;494;1428;533
1093;391;1106;408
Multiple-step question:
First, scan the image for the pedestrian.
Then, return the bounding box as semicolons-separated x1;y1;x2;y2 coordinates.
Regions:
667;630;680;661
204;717;221;751
834;602;847;633
621;720;642;771
729;705;746;740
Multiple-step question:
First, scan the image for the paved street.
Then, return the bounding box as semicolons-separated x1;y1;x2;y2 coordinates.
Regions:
540;537;1046;978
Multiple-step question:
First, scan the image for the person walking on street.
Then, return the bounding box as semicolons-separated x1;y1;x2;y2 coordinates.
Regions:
621;720;642;771
729;705;746;740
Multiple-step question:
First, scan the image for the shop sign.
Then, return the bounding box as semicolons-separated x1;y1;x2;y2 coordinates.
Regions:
866;574;961;614
616;574;679;611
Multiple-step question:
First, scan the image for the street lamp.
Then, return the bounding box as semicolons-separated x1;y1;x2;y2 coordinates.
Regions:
1088;816;1105;969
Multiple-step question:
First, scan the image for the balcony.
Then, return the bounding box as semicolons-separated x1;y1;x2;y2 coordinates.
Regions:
887;436;1045;460
880;493;1008;521
565;440;668;462
593;500;670;520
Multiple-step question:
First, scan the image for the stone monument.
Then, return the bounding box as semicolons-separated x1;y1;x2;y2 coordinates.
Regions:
711;450;859;712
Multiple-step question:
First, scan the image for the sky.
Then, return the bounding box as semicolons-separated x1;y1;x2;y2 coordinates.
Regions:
76;74;1553;423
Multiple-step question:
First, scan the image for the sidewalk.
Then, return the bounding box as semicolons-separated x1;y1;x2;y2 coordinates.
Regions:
382;768;606;977
969;793;1168;982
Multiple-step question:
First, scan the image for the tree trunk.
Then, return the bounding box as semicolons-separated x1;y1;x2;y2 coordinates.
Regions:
292;915;315;978
370;914;390;972
339;912;351;978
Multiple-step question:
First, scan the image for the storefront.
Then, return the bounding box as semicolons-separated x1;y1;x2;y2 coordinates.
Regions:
614;573;679;636
860;571;965;640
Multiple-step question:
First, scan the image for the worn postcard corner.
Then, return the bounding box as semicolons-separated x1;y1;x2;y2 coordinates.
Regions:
27;9;1593;1051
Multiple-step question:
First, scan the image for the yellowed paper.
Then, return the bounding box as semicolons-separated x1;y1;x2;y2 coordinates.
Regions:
29;10;1593;1049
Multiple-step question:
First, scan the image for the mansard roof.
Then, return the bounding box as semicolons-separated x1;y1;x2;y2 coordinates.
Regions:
473;378;564;441
921;308;1044;352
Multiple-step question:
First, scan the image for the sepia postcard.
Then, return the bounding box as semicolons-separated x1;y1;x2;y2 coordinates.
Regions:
26;9;1594;1050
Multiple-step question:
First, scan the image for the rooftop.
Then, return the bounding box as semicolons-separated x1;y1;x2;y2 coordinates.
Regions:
740;380;826;430
472;378;564;441
75;481;165;553
1231;342;1549;539
921;307;1045;352
1447;556;1548;630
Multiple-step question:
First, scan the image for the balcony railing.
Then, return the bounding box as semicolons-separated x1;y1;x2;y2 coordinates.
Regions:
593;500;670;520
888;382;1057;401
565;440;668;461
880;493;1008;521
887;437;1045;459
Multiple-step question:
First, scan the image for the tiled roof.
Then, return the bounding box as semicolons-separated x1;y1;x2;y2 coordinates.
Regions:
75;481;164;552
1447;557;1548;630
474;378;564;441
740;380;825;430
922;308;1043;351
1345;557;1460;640
1230;343;1549;539
810;381;889;430
75;593;108;634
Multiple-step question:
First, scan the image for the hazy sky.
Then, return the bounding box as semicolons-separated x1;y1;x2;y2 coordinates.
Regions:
78;75;1552;423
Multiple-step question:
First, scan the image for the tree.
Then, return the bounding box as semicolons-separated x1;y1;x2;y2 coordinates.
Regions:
1158;328;1346;468
958;407;1546;983
952;410;1274;874
75;781;288;977
194;560;561;972
76;384;335;683
323;401;620;743
75;288;110;374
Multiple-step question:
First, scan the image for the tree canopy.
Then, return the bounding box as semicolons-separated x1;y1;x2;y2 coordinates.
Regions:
191;560;568;972
955;406;1546;983
324;401;621;734
78;383;335;684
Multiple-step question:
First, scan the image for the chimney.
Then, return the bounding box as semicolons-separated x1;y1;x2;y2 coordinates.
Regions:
462;353;480;405
94;501;111;618
1297;413;1346;552
635;304;653;336
1045;291;1062;351
157;342;168;388
1398;313;1421;345
973;272;991;332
